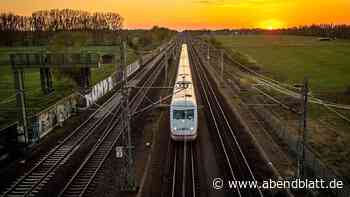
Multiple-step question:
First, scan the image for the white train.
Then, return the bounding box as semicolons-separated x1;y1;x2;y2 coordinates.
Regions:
170;44;198;141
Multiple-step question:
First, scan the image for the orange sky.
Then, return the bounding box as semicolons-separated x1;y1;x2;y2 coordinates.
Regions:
1;0;350;30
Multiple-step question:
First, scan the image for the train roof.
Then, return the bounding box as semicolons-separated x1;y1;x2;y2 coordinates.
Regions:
171;84;196;107
171;44;197;107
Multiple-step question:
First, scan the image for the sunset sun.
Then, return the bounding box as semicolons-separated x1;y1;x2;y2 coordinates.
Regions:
259;19;285;30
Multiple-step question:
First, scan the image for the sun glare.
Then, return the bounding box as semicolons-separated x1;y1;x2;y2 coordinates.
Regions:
259;19;284;30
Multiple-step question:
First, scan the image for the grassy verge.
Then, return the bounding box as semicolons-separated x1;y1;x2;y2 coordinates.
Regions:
207;34;350;180
211;35;350;94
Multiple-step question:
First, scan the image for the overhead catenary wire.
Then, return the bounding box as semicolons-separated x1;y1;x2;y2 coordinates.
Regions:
253;86;301;114
197;38;350;124
254;83;350;124
0;94;17;104
200;38;350;111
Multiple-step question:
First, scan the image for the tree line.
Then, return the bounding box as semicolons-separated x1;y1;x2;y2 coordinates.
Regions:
129;26;177;50
189;24;350;39
0;9;123;32
276;24;350;39
0;9;179;48
0;9;124;46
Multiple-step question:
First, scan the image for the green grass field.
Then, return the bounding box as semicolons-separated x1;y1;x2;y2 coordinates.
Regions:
0;46;138;128
213;34;350;179
214;35;350;93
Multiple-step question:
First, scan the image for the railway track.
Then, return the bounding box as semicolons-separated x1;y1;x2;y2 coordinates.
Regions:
57;45;174;197
0;43;175;197
1;94;122;197
188;41;264;197
158;43;199;197
170;142;198;197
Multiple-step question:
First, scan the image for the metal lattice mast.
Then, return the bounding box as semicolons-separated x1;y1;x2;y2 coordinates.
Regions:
120;40;136;191
165;51;168;82
220;49;224;83
297;78;309;178
301;78;309;178
207;42;210;64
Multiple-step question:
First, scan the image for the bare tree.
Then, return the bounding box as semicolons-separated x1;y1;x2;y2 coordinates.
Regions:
0;9;123;32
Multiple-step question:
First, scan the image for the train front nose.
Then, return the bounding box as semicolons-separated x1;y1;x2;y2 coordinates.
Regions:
171;120;197;141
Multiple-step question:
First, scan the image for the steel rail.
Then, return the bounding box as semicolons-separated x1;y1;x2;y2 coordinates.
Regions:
182;142;187;197
187;43;243;197
58;114;123;197
170;142;197;197
1;92;122;197
193;43;261;182
190;144;196;197
171;146;178;197
195;49;264;197
191;41;264;196
1;44;172;197
58;47;171;197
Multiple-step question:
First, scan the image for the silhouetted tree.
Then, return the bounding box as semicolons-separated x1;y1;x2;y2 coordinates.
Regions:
189;25;350;40
0;9;123;32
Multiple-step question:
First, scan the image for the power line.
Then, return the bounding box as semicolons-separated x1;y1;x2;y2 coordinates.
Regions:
201;38;350;111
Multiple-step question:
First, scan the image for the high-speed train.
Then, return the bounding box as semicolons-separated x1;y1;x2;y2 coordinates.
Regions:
170;44;198;141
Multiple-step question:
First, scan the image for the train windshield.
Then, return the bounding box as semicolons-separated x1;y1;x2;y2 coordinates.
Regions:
173;109;194;120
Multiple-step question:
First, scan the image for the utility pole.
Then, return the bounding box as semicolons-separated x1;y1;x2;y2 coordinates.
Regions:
220;49;224;83
207;42;210;65
297;78;309;178
120;40;136;191
165;51;168;82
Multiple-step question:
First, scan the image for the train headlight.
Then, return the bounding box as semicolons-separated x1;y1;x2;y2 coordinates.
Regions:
190;127;194;131
174;127;177;131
